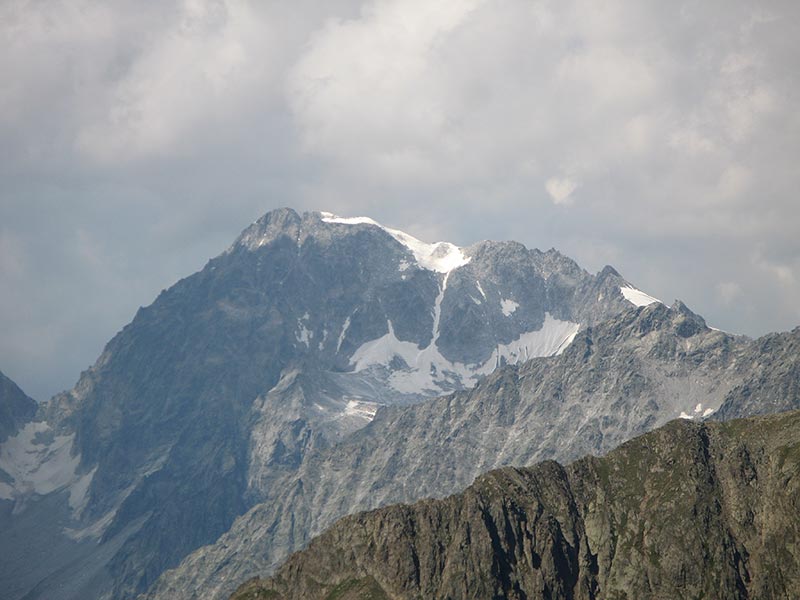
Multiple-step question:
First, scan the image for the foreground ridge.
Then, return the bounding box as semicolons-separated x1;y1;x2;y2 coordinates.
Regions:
234;409;800;600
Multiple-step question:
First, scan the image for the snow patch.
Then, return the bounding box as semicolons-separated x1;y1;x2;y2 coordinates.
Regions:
296;313;313;346
476;281;486;298
620;285;662;307
679;403;718;420
350;320;420;372
336;316;352;353
319;213;376;226
296;323;312;345
343;399;379;422
321;212;470;273
0;422;91;513
501;299;519;316
350;307;580;395
431;272;450;345
489;314;580;365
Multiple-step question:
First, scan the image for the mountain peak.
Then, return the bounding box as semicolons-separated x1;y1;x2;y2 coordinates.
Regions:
598;265;621;279
232;209;472;274
233;207;302;251
669;299;707;337
317;211;469;273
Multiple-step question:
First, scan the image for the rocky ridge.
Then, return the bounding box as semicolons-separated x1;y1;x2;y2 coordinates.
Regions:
234;408;800;600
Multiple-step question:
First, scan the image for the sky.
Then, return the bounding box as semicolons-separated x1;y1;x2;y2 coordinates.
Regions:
2;0;799;401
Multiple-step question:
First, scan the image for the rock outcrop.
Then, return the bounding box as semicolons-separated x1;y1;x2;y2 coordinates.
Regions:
235;409;800;600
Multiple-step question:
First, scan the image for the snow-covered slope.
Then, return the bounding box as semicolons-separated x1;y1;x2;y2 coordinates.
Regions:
620;284;662;307
320;212;470;273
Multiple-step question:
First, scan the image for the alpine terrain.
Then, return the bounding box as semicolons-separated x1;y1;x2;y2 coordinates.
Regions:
0;208;643;600
148;299;800;600
233;409;800;600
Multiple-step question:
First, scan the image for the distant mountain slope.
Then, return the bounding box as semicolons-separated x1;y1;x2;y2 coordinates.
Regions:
148;303;800;600
234;409;800;600
0;371;36;444
711;326;800;421
0;209;636;600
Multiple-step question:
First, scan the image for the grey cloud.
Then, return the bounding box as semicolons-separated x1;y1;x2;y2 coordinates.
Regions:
1;0;799;399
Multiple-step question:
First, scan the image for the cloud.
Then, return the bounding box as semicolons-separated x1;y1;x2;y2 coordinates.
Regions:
716;282;743;305
1;0;800;398
288;0;485;181
285;0;797;218
74;0;283;162
753;248;795;286
545;177;578;205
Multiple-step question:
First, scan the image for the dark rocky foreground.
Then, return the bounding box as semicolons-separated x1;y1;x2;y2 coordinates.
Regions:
234;409;800;600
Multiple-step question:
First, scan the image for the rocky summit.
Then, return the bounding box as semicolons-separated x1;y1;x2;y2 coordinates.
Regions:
0;209;639;600
233;409;800;600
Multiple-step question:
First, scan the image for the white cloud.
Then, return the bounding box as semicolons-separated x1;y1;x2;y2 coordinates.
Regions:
2;0;800;398
75;0;282;162
284;0;797;214
288;0;484;181
545;177;578;205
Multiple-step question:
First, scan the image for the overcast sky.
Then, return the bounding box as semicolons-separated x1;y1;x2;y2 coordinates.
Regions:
2;0;799;401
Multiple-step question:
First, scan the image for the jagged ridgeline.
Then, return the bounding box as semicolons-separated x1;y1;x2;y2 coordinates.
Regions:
0;209;638;600
233;410;800;600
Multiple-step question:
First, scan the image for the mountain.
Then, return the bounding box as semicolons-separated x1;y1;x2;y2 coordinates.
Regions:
233;408;800;600
711;327;800;421
0;371;36;444
146;305;800;600
0;209;637;600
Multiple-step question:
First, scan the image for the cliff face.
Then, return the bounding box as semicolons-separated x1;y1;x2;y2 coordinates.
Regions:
234;409;800;600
